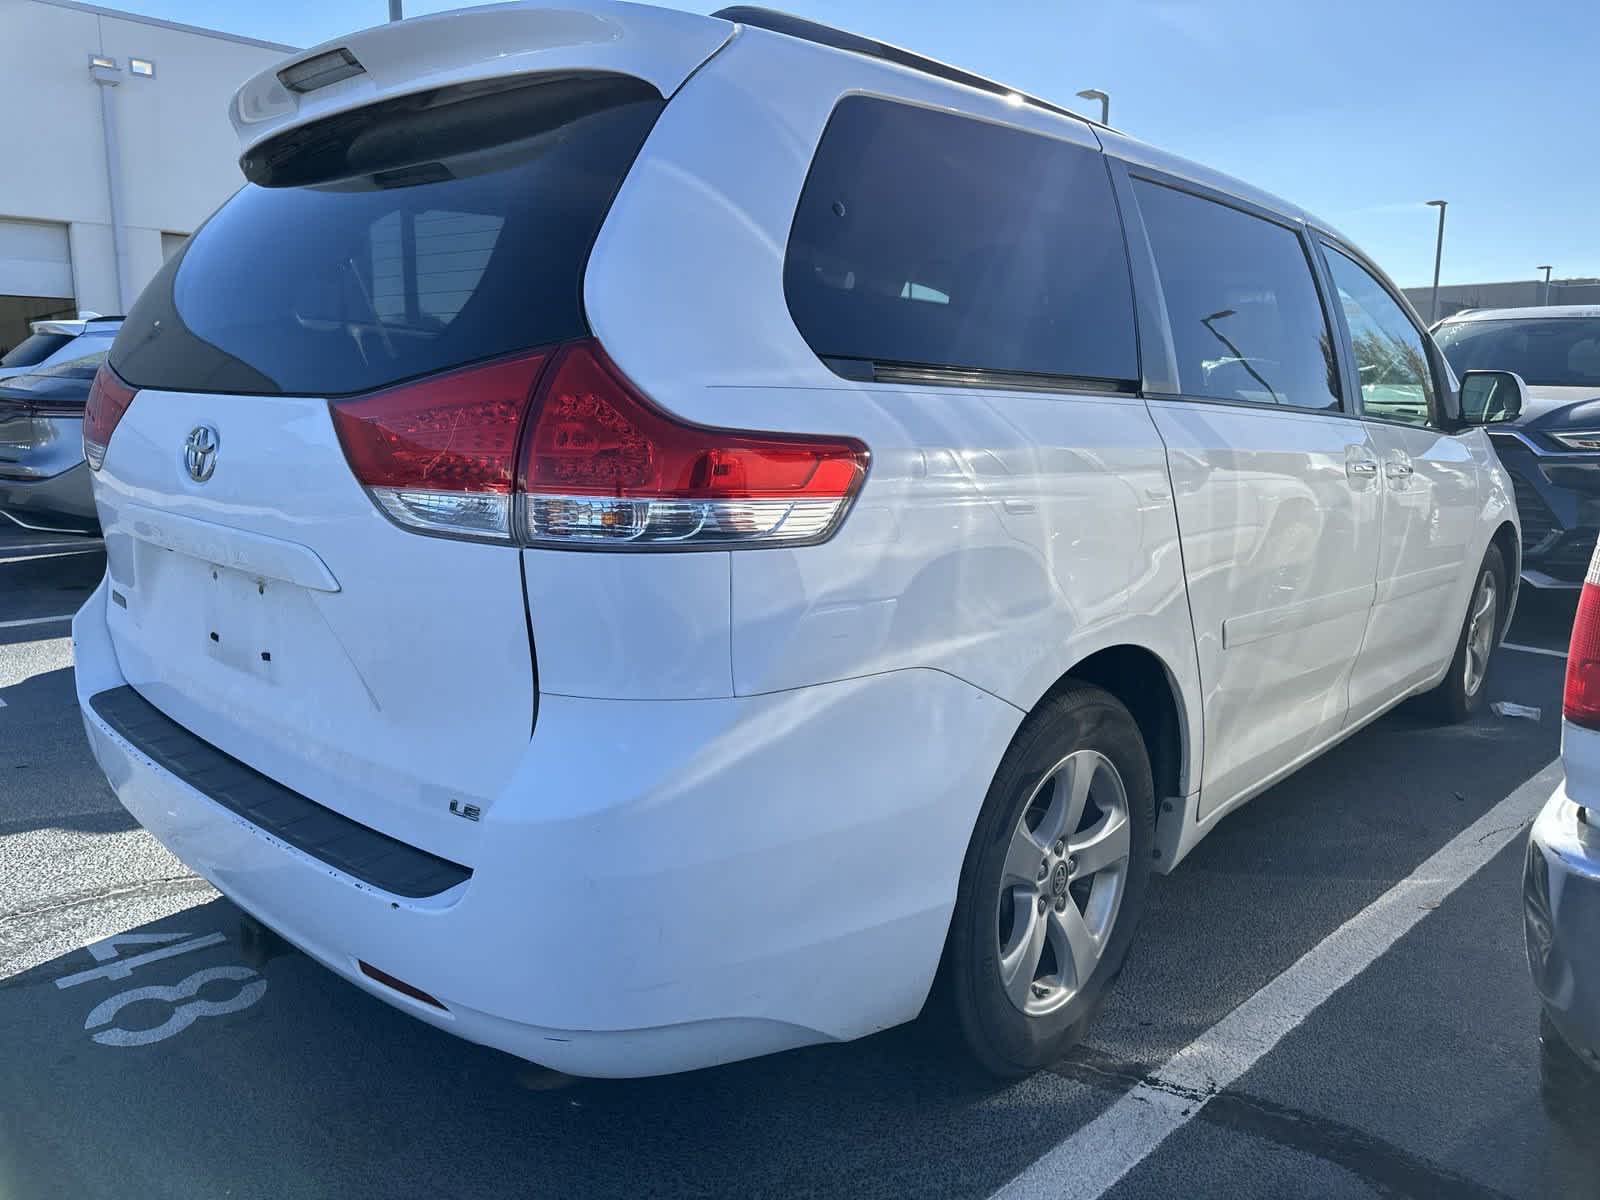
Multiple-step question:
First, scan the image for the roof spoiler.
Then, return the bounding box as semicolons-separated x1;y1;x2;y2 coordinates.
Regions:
712;6;1097;128
31;317;122;337
231;0;731;158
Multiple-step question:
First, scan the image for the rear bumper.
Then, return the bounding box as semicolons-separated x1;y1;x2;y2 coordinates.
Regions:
73;580;1021;1076
0;460;98;533
1525;782;1600;1066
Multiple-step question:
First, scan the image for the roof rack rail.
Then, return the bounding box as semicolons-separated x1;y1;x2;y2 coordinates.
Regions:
711;6;1098;129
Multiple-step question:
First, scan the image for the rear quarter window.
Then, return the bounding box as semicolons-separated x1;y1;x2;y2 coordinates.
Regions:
784;96;1138;387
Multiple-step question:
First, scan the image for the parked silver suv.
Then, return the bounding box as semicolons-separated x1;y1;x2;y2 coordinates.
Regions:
0;319;121;534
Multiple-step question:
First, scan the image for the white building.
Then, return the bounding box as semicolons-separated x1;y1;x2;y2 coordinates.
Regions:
0;0;294;351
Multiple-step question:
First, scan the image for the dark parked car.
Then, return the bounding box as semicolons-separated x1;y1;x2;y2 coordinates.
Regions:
0;335;117;535
1436;306;1600;587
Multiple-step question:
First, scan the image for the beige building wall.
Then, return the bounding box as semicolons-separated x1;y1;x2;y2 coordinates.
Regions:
0;0;292;329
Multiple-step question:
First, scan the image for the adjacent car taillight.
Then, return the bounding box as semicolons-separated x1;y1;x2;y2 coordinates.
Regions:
83;364;137;471
330;339;870;549
1565;550;1600;730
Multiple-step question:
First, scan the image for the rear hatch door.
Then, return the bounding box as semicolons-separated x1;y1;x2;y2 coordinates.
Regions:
93;23;715;866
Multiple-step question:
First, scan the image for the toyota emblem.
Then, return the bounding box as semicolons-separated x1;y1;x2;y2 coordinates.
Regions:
184;425;219;483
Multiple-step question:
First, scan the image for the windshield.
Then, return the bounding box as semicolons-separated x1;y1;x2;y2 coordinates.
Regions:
1435;317;1600;389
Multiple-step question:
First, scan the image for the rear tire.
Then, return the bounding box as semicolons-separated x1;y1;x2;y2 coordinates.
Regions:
1425;544;1506;723
938;684;1155;1077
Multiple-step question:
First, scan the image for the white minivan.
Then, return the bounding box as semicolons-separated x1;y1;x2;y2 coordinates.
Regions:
75;2;1524;1077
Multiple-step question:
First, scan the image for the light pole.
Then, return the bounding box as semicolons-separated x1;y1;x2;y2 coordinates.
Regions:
89;54;131;313
1539;265;1554;306
389;0;402;20
1426;200;1448;323
1076;88;1109;126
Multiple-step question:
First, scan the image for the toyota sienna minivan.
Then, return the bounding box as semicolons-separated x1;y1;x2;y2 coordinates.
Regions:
76;1;1524;1078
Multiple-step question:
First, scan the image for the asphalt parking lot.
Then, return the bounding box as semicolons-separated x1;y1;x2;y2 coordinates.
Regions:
2;522;1595;1199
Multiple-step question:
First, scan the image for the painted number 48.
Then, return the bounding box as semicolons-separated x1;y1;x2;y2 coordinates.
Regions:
56;931;267;1047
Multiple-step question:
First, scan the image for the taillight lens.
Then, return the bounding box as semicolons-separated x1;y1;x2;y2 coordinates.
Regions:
519;341;868;547
83;364;137;471
328;339;869;549
329;350;549;541
1566;549;1600;729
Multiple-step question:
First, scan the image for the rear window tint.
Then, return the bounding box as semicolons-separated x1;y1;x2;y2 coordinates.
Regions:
1;332;72;369
111;75;663;396
784;96;1137;386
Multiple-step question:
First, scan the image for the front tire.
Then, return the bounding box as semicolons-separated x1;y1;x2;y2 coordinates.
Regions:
940;685;1155;1077
1426;544;1506;723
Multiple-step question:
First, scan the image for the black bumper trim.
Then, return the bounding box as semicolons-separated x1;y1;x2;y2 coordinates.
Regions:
89;685;471;898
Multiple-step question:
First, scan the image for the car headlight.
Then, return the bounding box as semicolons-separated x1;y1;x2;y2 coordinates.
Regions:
1552;431;1600;451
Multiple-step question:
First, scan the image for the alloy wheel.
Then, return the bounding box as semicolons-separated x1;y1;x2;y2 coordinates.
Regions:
1464;568;1497;698
995;749;1132;1016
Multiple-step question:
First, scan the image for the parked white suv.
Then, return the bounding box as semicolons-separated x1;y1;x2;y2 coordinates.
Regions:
75;2;1523;1078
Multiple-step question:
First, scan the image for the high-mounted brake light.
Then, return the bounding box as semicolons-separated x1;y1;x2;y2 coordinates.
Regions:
277;47;365;95
83;364;137;471
1565;548;1600;730
328;339;869;549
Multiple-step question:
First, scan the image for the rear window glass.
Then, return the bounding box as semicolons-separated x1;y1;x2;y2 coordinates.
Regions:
30;340;111;381
784;96;1138;386
0;344;109;407
111;75;663;396
1;332;71;369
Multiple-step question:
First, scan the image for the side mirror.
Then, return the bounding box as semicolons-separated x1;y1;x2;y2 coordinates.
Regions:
1459;369;1526;424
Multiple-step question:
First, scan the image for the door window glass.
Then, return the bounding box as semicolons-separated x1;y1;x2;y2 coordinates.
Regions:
1133;179;1340;411
1324;246;1436;427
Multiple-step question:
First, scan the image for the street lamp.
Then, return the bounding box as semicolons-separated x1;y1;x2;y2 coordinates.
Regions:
1425;200;1447;323
389;0;402;19
1076;88;1109;126
1539;265;1554;306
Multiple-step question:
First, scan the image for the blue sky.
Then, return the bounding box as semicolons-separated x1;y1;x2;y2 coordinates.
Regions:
102;0;1596;289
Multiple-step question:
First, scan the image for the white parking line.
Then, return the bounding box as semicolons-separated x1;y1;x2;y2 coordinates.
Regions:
0;547;104;564
0;614;74;629
990;756;1562;1200
1503;642;1568;660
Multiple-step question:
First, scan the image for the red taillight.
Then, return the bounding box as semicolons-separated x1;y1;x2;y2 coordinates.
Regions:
328;339;869;548
1566;554;1600;729
518;340;868;547
83;364;137;471
328;350;549;541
